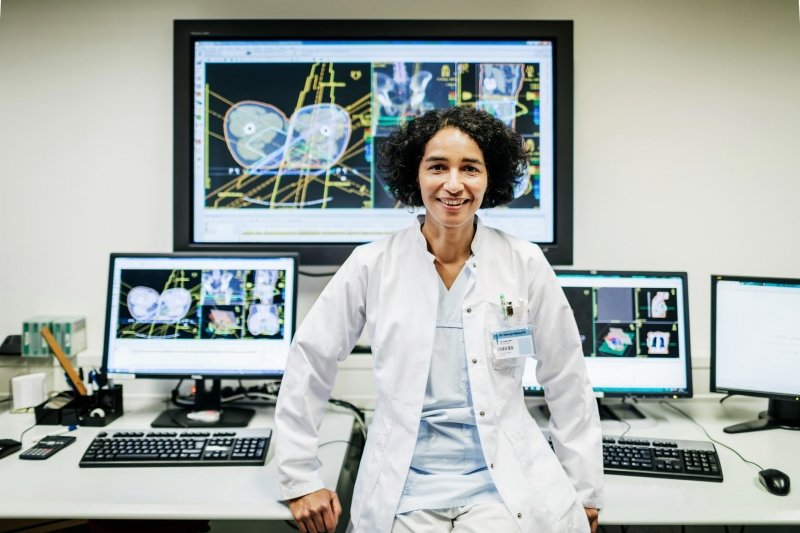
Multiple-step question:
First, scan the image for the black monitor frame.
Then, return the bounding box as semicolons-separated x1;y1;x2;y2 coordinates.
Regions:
101;252;299;427
173;19;574;265
710;274;800;433
527;270;693;421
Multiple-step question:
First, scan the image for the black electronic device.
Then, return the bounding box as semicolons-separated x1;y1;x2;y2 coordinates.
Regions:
711;275;800;433
0;334;21;356
758;468;791;496
525;271;693;420
19;435;76;460
544;432;723;482
0;439;22;459
101;253;298;428
601;435;722;482
79;429;271;467
173;19;575;266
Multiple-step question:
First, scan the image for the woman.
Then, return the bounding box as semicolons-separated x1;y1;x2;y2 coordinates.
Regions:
274;106;603;533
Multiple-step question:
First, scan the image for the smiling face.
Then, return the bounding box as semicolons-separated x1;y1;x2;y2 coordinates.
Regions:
418;127;488;234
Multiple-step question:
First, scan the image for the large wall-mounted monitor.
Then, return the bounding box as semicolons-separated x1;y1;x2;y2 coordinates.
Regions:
524;271;693;419
173;19;574;265
711;275;800;433
102;252;298;427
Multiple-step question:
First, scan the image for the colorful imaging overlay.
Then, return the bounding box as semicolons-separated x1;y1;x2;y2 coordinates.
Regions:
562;286;681;358
117;268;288;341
191;40;556;245
203;60;541;211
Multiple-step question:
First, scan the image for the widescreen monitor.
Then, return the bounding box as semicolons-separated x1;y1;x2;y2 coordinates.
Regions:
711;275;800;433
102;252;298;427
173;19;574;265
523;271;692;420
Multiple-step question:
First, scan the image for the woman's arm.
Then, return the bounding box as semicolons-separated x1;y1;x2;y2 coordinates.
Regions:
528;258;604;511
274;248;369;506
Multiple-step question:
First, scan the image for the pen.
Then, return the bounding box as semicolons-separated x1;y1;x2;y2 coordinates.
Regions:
499;293;513;319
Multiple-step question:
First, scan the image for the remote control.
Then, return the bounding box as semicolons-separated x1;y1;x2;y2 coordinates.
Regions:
19;435;76;460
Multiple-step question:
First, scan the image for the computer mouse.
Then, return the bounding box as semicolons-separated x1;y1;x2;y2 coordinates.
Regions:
758;469;791;496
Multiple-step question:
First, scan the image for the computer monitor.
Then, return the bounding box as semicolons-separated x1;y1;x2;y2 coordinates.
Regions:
711;275;800;433
523;271;693;420
173;19;575;265
102;252;298;427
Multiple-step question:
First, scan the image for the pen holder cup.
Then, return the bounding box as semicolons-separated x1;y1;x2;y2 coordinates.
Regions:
34;384;124;427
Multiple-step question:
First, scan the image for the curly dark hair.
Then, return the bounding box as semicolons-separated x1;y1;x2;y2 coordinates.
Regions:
377;106;529;208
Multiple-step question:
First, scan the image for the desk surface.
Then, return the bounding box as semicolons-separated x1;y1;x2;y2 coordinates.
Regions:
1;395;797;525
0;397;355;521
575;396;800;525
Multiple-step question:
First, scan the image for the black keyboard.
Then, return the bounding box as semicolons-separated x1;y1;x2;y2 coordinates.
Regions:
601;435;723;482
79;429;271;467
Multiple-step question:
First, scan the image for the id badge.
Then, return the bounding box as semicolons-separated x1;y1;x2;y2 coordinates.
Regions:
492;326;535;360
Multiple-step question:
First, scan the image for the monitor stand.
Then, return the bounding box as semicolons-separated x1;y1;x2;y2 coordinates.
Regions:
596;399;646;422
538;398;646;422
151;379;255;428
723;398;800;434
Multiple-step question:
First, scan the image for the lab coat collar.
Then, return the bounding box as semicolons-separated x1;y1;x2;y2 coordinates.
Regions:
413;214;487;263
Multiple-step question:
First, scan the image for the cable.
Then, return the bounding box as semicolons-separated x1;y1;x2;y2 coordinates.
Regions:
719;394;733;404
616;418;632;440
659;401;763;470
169;380;282;409
19;422;38;444
614;398;635;439
328;397;368;441
0;397;10;404
319;439;363;452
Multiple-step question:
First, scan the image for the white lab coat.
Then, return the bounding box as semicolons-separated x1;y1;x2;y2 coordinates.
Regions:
275;216;604;533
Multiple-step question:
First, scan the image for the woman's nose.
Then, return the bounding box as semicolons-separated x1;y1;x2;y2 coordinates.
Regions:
444;170;464;191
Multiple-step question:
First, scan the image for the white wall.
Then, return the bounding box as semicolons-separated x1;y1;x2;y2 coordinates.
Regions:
1;0;798;399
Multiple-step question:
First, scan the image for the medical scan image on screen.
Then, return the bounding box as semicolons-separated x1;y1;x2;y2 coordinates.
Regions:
105;255;296;378
523;272;692;398
193;40;554;245
118;268;287;341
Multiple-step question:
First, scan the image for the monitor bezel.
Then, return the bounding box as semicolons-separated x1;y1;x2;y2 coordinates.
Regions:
101;251;299;380
710;274;800;402
524;269;694;398
173;18;574;265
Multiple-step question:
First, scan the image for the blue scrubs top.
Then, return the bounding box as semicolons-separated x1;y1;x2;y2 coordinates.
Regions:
396;265;502;514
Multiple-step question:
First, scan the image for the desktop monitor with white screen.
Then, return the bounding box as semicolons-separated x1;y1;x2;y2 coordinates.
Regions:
711;275;800;433
523;271;693;420
102;253;298;427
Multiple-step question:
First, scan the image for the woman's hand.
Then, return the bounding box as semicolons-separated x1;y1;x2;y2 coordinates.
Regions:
288;488;342;533
584;506;599;533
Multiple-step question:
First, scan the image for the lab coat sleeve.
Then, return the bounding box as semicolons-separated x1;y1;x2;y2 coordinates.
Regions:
529;258;604;510
274;247;368;501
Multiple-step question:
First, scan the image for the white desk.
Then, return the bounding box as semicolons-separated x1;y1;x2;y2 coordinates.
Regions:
1;395;797;527
0;397;356;521
571;396;799;526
